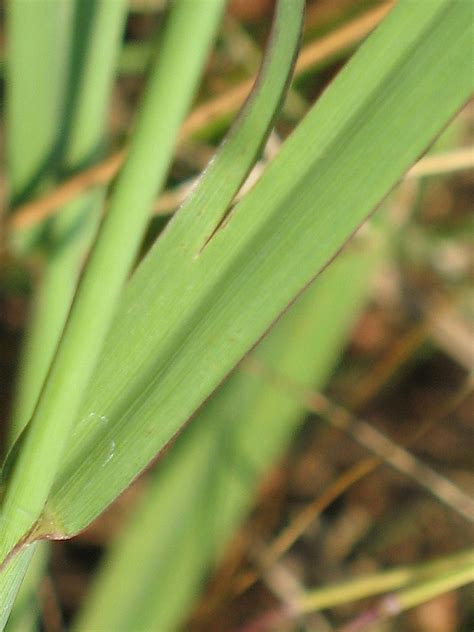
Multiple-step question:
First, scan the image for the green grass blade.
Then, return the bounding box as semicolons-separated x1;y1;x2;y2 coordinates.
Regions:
73;233;380;632
6;0;74;208
0;0;225;599
0;552;35;632
167;0;304;252
4;544;47;632
8;192;103;442
43;0;473;538
9;0;128;443
6;0;77;432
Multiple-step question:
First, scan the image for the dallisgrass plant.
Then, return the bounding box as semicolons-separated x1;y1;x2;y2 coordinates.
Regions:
1;0;473;628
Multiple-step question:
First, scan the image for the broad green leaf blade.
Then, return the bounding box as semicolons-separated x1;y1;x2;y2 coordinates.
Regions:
73;234;380;632
43;0;473;536
0;0;225;587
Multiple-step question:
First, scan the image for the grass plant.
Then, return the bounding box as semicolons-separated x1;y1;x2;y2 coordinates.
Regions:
0;0;472;628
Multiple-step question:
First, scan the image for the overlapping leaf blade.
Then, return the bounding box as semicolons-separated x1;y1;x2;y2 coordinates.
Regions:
42;0;473;537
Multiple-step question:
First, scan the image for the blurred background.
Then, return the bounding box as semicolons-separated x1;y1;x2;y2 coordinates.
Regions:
0;1;473;630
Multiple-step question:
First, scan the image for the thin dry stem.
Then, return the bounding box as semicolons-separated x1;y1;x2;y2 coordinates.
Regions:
406;145;474;178
231;373;472;601
244;357;474;522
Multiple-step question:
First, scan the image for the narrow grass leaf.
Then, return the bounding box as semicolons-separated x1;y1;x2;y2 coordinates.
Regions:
4;544;47;632
2;2;128;627
9;0;127;442
6;0;75;252
0;553;34;632
163;0;305;253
